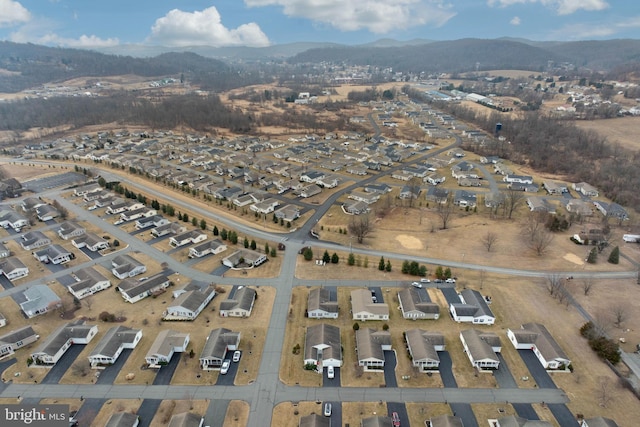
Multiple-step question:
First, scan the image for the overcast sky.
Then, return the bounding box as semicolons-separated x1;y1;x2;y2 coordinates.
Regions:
1;0;638;49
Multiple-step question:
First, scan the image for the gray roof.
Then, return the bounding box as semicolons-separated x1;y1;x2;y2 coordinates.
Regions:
0;325;37;346
304;324;341;362
146;329;189;359
119;273;169;299
105;412;138;427
398;288;440;315
170;285;215;312
299;413;331;427
356;328;391;362
512;323;569;362
220;286;256;312
457;289;494;319
361;416;393;427
308;288;338;314
33;320;96;357
430;414;464;427
583;417;619;427
90;325;140;358
20;285;61;315
405;328;443;363
200;328;240;360
460;329;500;362
168;412;202;427
497;415;553;427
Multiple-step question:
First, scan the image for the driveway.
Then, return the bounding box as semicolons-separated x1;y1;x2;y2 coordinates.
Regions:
512;403;539;420
494;354;517;388
548;403;580;427
438;351;458;388
383;351;397;387
96;349;133;384
152;354;180;385
41;345;86;384
0;275;13;289
75;398;105;425
79;247;102;260
136;398;162;427
386;402;408;427
369;286;383;303
450;403;478;427
518;350;556;389
203;399;230;427
439;287;459;305
322;366;340;387
216;358;238;386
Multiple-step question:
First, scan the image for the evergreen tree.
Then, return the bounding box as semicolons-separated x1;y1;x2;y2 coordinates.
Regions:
348;253;355;266
322;250;331;264
378;256;386;271
244;237;249;248
331;253;339;264
401;260;410;274
270;248;276;257
213;225;219;236
444;267;452;279
608;246;619;264
587;247;598;264
199;219;206;230
303;247;313;261
250;240;257;250
220;228;228;240
385;260;392;272
435;266;444;279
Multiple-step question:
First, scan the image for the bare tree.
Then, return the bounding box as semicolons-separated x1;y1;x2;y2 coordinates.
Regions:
529;228;554;256
503;188;525;219
83;296;94;311
545;274;563;298
479;269;486;290
522;211;548;242
436;195;455;230
612;304;628;328
581;277;593;296
71;360;91;377
405;177;421;208
482;231;498;252
596;376;614;408
348;214;373;244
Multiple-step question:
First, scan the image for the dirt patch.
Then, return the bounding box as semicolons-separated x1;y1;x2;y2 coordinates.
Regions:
563;253;584;265
396;234;423;250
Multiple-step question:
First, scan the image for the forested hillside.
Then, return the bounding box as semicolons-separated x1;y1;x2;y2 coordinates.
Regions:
0;42;265;93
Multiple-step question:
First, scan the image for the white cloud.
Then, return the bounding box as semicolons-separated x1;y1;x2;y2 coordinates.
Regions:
147;6;270;47
0;0;31;27
549;16;640;40
9;21;119;47
487;0;609;15
244;0;456;33
510;16;521;25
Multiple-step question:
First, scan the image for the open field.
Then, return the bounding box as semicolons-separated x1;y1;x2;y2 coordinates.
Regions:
575;116;640;152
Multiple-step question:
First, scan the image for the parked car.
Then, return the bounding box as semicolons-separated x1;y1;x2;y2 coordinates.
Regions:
324;403;332;417
434;279;444;284
411;282;422;288
420;278;431;283
392;411;401;426
232;350;241;362
446;278;456;283
327;366;335;379
220;359;231;375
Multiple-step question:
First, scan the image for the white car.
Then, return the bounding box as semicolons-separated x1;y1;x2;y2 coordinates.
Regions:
446;278;456;283
220;359;231;375
420;278;431;283
327;366;335;379
232;350;241;362
324;403;332;417
411;282;422;288
87;205;97;211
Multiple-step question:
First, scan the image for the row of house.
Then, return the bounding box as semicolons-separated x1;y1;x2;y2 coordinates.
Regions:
303;322;569;373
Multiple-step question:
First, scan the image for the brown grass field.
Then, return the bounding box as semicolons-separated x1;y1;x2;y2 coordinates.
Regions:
575;116;640;152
